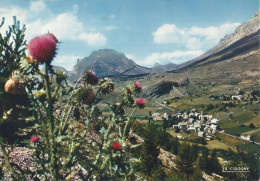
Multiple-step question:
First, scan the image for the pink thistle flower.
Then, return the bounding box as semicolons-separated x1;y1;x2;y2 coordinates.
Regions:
46;33;58;43
136;98;146;108
134;81;142;90
27;34;57;63
30;136;40;143
111;141;122;151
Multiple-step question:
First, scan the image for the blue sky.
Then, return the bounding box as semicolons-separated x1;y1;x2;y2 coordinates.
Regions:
0;0;259;70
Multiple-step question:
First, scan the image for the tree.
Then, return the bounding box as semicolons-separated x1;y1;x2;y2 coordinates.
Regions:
199;147;209;171
175;127;180;133
207;150;222;174
176;143;198;180
163;118;168;131
140;124;160;174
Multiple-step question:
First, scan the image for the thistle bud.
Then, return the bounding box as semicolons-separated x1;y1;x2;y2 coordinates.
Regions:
76;88;96;105
99;78;114;94
83;70;98;85
4;78;25;95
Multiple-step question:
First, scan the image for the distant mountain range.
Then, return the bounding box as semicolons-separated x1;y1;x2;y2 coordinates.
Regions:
67;11;259;82
151;63;177;73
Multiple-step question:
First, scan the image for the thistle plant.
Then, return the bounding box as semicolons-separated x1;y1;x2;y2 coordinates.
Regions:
0;33;146;180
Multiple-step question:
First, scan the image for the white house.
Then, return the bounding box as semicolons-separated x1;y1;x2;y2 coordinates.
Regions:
187;127;196;132
163;113;169;120
177;135;184;140
152;112;160;117
232;95;242;100
240;134;251;141
198;131;205;137
194;123;201;131
210;124;217;130
178;122;188;130
173;125;178;129
211;118;220;124
206;135;213;140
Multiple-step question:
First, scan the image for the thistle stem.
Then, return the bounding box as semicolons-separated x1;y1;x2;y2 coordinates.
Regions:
122;107;137;139
44;64;58;180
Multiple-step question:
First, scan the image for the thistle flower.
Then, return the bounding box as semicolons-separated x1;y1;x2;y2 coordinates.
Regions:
99;78;114;94
55;70;67;84
4;78;25;95
27;34;57;63
31;136;40;143
47;33;58;43
126;87;133;94
76;88;96;105
112;103;125;115
123;87;135;105
136;98;146;108
83;70;98;85
134;81;142;92
111;141;122;151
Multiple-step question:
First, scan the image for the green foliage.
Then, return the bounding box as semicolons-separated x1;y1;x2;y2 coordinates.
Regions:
140;124;160;174
0;30;145;180
0;17;29;142
176;142;198;179
0;16;26;79
205;103;214;111
199;149;222;174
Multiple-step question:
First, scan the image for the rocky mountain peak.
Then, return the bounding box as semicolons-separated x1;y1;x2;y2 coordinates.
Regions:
211;11;259;54
69;49;149;82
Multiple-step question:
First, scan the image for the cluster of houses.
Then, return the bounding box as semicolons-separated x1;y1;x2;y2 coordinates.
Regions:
210;94;248;101
152;109;221;141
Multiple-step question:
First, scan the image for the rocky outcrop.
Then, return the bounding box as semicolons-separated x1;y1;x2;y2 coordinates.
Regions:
69;49;149;82
143;81;178;98
214;11;259;53
171;11;260;73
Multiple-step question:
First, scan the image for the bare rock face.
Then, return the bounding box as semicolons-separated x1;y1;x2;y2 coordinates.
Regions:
213;11;259;53
69;49;149;82
143;81;178;98
174;11;260;72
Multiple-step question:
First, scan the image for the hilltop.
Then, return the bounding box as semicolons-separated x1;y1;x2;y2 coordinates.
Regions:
69;49;149;82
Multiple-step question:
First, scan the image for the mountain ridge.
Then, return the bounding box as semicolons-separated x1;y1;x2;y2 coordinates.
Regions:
170;11;260;72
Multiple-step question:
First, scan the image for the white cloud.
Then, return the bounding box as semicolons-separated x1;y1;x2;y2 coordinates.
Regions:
30;0;46;13
78;32;106;46
135;50;204;67
52;55;81;71
41;13;83;40
152;24;185;44
0;4;107;47
153;23;240;50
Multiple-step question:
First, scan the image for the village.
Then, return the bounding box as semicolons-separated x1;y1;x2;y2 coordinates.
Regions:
151;108;252;142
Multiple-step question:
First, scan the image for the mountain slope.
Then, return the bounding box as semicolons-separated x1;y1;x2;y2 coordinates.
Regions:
171;11;259;73
69;49;149;82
